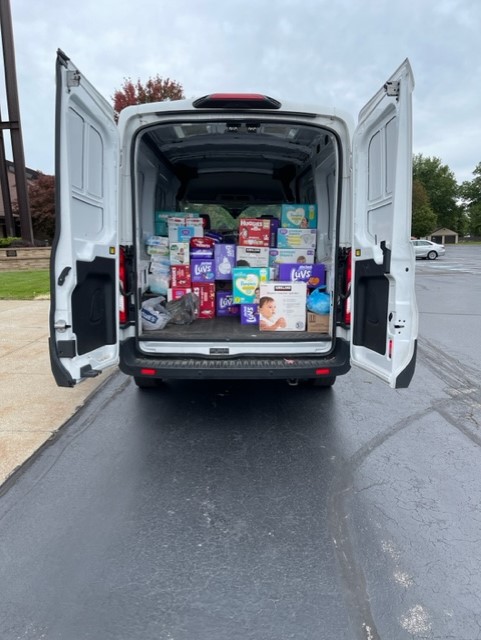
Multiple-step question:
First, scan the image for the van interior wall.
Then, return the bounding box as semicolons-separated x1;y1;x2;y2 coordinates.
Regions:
136;140;180;238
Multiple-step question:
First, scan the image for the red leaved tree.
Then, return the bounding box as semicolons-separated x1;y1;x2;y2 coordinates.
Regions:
113;75;185;121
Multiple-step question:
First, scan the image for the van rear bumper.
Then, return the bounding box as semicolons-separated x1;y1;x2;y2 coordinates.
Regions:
119;337;351;381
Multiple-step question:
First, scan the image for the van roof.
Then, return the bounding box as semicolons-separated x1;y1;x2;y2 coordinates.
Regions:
118;95;355;133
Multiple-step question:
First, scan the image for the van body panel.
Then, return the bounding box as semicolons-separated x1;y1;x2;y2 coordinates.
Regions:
351;59;418;388
49;51;120;387
50;52;418;390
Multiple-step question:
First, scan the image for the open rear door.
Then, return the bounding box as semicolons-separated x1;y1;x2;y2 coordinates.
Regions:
49;50;119;387
351;59;418;388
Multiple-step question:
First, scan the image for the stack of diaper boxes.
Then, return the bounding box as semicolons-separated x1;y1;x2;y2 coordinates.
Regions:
145;204;328;331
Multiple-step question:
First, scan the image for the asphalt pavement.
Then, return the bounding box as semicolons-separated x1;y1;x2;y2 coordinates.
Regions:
0;299;115;485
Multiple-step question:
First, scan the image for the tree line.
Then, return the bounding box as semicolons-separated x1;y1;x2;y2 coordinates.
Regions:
20;76;481;243
412;154;481;238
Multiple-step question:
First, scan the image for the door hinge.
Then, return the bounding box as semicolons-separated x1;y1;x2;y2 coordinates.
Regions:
384;80;400;98
54;319;72;332
67;70;81;89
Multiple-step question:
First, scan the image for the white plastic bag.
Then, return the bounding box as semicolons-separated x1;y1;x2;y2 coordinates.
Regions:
141;296;170;331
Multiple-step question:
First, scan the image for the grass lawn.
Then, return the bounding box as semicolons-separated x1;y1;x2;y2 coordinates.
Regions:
0;270;50;300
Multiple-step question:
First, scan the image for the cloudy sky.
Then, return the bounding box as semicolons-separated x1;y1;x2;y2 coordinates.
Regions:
5;0;481;184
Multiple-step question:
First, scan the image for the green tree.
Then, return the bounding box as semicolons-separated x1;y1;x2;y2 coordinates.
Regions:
411;179;437;237
413;154;460;231
14;173;55;244
113;75;184;121
460;162;481;236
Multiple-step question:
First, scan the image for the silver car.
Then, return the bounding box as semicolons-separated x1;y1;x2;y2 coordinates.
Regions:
411;239;446;260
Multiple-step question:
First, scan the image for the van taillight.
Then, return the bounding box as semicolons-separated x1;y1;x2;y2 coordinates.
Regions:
119;246;127;324
140;368;156;376
344;249;352;326
193;93;281;109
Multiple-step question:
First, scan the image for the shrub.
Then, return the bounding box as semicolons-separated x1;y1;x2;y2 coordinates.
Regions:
0;236;22;247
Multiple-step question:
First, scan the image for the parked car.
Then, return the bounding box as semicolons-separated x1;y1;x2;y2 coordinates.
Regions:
411;239;445;260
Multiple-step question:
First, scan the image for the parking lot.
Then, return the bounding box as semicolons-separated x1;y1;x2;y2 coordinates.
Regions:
0;244;480;639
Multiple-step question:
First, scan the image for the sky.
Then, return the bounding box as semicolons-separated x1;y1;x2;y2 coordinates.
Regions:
4;0;481;184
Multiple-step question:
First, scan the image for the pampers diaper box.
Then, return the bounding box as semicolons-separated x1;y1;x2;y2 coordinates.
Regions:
232;267;269;304
259;281;307;331
268;248;315;266
277;228;317;250
281;204;317;229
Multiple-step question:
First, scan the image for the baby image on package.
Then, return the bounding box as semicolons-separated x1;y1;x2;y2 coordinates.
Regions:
259;282;307;331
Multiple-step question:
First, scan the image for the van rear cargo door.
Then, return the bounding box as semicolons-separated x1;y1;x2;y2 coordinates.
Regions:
49;51;119;387
351;59;418;389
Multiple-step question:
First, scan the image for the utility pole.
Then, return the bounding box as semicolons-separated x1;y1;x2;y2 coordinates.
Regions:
0;0;33;243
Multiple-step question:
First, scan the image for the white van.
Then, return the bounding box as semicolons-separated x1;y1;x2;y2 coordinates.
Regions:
49;50;418;390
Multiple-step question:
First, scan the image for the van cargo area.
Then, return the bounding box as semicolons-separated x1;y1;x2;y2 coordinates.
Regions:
130;118;344;357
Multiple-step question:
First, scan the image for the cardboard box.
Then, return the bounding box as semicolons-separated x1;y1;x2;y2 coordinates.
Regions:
268;248;315;267
281;204;317;229
190;259;215;282
235;246;270;267
277;228;317;249
168;218;204;243
192;283;216;319
307;312;329;333
216;291;240;317
154;212;200;236
154;212;181;236
214;244;236;280
277;263;325;288
169;242;190;265
259;281;307;331
238;218;271;247
171;265;191;287
240;304;259;325
232;267;269;304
